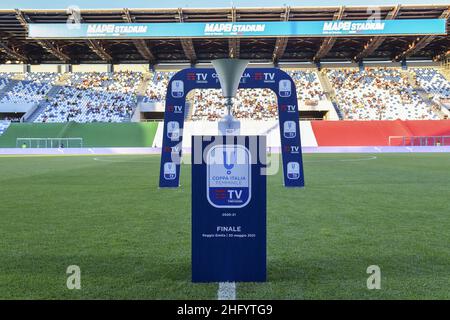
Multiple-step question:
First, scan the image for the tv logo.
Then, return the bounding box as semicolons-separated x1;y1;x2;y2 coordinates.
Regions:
254;72;264;81
164;145;181;154
164;162;177;180
283;121;296;139
264;73;275;83
207;145;251;208
287;162;300;180
186;72;196;80
171;80;184;98
167;121;180;141
280;105;297;113
196;73;208;83
167;105;183;113
279;80;291;97
283;145;300;154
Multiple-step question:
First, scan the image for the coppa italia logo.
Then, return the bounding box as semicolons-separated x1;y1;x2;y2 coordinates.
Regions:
207;145;251;209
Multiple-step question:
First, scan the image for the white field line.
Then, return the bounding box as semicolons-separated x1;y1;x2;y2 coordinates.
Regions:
218;282;236;300
304;156;377;163
339;156;377;162
93;157;150;163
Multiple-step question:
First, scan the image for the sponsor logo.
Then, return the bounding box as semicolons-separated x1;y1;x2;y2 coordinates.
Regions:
283;145;300;154
254;72;264;81
287;162;300;180
280;105;297;113
253;72;275;83
171;80;184;98
167;105;183;113
322;21;385;34
163;162;177;180
196;73;208;84
207;145;251;209
86;24;148;35
186;72;196;81
204;23;266;35
264;73;275;83
283;121;296;139
164;145;181;154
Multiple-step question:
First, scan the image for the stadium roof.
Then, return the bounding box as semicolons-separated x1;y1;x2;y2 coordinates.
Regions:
0;5;448;64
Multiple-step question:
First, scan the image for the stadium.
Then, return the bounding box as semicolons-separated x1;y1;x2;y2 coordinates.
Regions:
0;1;450;301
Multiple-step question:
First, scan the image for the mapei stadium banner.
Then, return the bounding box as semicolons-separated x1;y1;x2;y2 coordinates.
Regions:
28;19;446;39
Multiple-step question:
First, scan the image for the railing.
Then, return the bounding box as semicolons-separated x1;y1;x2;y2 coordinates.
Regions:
389;135;450;146
138;119;162;122
16;137;83;148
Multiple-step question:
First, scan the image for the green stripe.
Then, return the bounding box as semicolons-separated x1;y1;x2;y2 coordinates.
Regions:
0;122;159;148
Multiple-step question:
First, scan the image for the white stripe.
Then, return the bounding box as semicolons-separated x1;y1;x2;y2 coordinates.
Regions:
304;156;377;163
218;282;236;300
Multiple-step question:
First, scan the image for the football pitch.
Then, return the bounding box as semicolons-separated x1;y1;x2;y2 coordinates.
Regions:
0;153;449;299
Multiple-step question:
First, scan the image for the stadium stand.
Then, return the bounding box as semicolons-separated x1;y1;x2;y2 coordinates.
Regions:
142;71;176;103
286;70;326;102
0;73;12;91
0;120;11;136
412;68;450;104
327;68;440;121
34;86;135;123
0;67;448;123
190;70;325;121
23;72;60;84
67;71;142;94
0;79;55;104
191;88;278;121
34;72;140;123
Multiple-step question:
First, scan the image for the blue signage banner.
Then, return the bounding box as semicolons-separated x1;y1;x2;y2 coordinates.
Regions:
192;135;266;282
28;19;446;39
158;67;305;189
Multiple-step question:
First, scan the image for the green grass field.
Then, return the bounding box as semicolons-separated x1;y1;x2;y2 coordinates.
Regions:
0;153;449;299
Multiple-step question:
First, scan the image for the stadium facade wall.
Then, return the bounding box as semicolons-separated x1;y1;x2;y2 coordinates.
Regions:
0;120;448;148
151;120;319;148
71;64;110;73
0;122;158;148
29;65;59;73
0;64;27;73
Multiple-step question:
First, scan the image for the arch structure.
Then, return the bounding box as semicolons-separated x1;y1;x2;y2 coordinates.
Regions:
159;68;304;188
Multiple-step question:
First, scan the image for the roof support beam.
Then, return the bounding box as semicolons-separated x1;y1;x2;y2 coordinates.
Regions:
228;7;240;58
272;6;290;63
36;40;71;62
86;39;112;62
0;41;28;61
72;11;112;62
177;8;197;64
314;6;345;62
15;9;70;62
395;7;450;61
354;5;401;61
123;8;155;63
